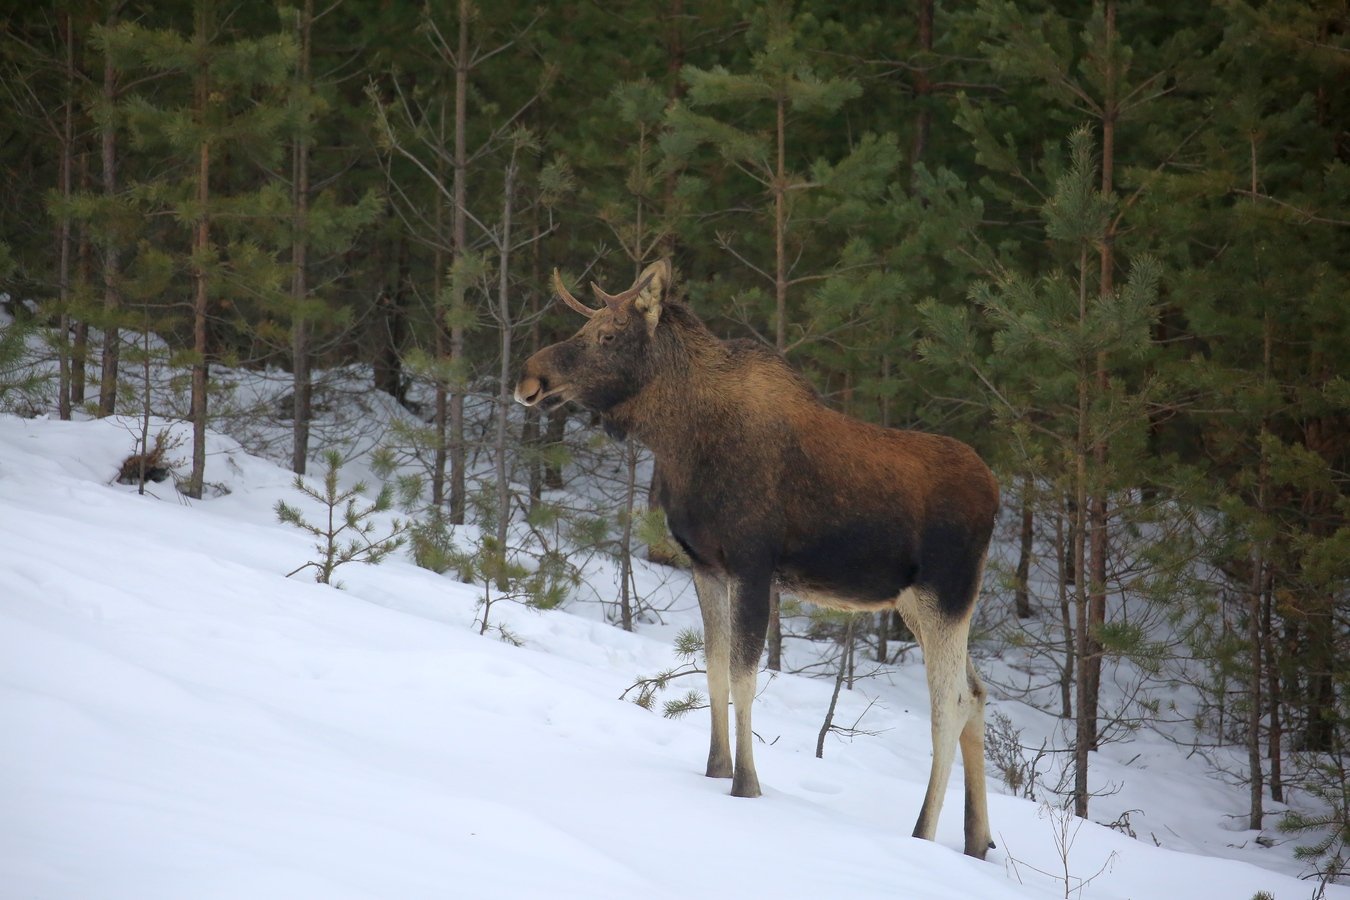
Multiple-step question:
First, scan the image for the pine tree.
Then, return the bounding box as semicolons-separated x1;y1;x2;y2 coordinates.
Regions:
94;0;127;417
367;0;546;524
0;240;51;411
101;0;296;497
0;3;113;419
920;0;1216;814
1140;0;1350;828
922;127;1168;818
275;0;379;476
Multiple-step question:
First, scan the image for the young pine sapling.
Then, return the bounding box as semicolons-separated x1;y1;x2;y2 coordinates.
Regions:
276;449;405;585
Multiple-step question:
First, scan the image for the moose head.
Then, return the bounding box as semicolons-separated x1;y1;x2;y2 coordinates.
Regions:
514;259;671;416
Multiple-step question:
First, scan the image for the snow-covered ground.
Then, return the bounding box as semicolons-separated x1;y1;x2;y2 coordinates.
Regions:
2;411;1338;899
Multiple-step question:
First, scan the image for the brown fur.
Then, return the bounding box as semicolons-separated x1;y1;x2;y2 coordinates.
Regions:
516;259;999;859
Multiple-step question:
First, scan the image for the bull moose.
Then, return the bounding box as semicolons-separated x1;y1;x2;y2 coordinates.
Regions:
514;259;999;859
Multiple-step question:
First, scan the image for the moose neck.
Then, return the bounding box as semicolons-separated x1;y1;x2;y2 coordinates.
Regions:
604;305;728;465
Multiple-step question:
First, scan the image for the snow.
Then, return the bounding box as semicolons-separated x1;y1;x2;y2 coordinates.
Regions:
0;411;1339;900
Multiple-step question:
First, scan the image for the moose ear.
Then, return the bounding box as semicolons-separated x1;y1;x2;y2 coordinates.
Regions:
632;258;672;336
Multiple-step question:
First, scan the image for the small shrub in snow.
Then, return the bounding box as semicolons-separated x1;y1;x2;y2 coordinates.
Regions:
407;512;470;577
621;629;708;717
0;314;50;414
463;534;576;637
1280;752;1350;895
1004;798;1118;899
987;709;1052;800
116;429;183;486
276;449;405;585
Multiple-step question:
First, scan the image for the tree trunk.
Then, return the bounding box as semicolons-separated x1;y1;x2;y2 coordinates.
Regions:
1015;475;1034;618
373;288;401;398
1263;573;1283;802
374;233;410;406
909;0;933;190
97;1;122;417
1084;0;1118;756
879;351;892;427
72;150;91;408
137;314;152;496
1304;652;1337;752
1057;499;1074;720
660;0;685;258
431;97;449;508
493;156;516;577
56;10;76;422
773;94;788;351
289;0;314;475
1246;548;1265;830
817;617;857;758
448;0;471;525
619;441;638;631
1073;242;1092;819
1245;175;1273;831
524;206;543;513
186;0;213;500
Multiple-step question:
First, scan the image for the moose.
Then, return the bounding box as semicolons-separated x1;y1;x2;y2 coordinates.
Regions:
515;259;1000;859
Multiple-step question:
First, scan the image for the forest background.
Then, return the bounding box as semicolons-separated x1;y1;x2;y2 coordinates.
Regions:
1;0;1347;886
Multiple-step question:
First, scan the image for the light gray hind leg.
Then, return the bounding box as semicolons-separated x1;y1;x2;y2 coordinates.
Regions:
959;656;993;859
901;588;971;847
694;568;732;779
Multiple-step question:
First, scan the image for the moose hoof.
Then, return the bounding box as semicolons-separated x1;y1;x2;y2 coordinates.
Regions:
963;838;994;861
731;771;761;798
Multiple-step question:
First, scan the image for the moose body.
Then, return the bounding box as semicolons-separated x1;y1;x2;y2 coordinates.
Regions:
515;260;999;859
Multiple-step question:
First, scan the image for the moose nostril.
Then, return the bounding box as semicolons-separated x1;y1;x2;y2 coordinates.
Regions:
515;374;546;406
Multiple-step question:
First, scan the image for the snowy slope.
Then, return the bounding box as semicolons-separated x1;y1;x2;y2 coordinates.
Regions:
0;413;1334;900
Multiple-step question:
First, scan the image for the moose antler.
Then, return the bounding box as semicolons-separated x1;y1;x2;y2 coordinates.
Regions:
553;268;600;318
590;271;656;310
553;268;657;320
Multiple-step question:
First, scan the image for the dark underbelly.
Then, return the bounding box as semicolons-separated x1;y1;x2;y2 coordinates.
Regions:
777;525;917;604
